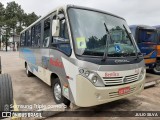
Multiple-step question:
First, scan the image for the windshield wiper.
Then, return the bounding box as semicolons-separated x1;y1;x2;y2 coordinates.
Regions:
123;25;139;60
101;23;111;61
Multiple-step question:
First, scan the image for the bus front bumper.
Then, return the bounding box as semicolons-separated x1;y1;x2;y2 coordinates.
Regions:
75;75;145;107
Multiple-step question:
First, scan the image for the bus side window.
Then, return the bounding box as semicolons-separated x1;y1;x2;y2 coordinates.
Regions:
59;19;69;39
31;26;36;47
20;33;25;47
52;13;71;55
35;23;41;47
43;18;50;47
25;30;31;47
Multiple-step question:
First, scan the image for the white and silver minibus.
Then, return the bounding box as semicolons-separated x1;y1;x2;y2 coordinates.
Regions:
20;5;146;107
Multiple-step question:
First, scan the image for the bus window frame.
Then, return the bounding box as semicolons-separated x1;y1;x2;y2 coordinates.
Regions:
20;9;72;57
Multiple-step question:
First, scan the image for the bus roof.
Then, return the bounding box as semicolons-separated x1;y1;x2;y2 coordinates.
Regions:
154;25;160;29
129;25;156;30
21;4;125;34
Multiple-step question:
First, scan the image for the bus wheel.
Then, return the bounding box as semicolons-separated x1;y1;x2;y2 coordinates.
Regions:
52;78;70;106
0;74;13;112
26;64;32;77
153;62;160;75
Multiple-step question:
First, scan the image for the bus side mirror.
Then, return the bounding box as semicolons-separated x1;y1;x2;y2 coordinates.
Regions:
52;20;60;37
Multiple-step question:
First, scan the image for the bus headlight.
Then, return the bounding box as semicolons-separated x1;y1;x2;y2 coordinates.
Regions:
79;68;105;87
138;67;146;80
85;71;90;77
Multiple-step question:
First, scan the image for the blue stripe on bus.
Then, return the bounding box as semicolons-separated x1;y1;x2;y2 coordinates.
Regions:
20;48;38;72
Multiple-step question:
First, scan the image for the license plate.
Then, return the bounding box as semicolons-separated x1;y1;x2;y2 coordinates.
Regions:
118;87;130;95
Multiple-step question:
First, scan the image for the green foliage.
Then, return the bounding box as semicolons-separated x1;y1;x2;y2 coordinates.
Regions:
0;1;39;36
24;12;39;27
0;2;5;27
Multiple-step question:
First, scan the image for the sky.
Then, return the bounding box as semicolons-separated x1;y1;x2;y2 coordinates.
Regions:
1;0;160;26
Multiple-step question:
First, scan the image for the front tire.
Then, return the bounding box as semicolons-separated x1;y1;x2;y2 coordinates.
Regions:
52;78;70;106
153;61;160;75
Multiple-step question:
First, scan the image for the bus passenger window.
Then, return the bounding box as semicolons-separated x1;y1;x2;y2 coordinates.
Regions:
35;24;41;47
20;33;25;46
43;18;50;47
25;30;31;47
31;26;36;47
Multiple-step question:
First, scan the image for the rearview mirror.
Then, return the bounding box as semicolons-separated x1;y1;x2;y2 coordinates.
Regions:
57;14;65;20
52;20;60;37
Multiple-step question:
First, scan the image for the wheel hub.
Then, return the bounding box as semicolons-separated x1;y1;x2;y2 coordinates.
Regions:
155;63;160;71
54;83;62;101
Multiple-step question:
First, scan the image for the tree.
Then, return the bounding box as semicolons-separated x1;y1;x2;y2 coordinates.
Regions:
0;2;5;50
5;1;25;35
3;1;39;35
0;1;39;51
0;2;5;27
24;12;39;27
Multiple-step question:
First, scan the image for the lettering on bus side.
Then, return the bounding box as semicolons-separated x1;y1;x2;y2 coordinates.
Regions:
105;72;120;77
49;58;64;68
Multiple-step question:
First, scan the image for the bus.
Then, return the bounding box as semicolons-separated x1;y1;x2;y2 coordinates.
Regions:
154;25;160;74
19;5;146;107
129;25;158;73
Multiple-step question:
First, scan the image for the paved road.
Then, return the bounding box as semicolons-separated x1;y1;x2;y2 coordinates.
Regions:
1;51;160;120
1;51;55;112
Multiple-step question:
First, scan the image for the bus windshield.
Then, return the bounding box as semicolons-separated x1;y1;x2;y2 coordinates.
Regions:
68;8;139;57
138;29;157;43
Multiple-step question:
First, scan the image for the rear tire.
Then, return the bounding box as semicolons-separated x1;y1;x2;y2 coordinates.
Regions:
153;61;160;75
0;74;13;112
26;64;32;77
52;78;70;106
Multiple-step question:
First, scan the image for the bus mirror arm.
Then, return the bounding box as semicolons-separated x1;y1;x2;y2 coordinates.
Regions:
52;20;60;37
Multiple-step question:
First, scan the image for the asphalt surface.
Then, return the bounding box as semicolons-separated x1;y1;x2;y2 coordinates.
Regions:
1;51;160;120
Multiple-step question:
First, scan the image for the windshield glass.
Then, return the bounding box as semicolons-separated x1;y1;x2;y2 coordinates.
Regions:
138;29;157;43
68;8;139;57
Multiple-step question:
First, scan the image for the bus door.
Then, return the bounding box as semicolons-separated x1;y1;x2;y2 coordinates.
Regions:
49;10;71;74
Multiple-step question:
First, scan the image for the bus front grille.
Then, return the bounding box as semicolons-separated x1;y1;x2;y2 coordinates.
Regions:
102;74;139;86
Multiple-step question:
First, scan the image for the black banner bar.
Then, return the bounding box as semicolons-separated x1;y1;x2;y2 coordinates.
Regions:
0;111;160;118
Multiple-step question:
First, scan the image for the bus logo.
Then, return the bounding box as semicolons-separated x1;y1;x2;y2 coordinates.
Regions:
123;77;127;83
115;59;130;63
105;72;119;77
115;45;121;53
